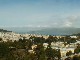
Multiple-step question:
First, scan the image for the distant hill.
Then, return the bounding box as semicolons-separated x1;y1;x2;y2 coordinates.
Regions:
0;29;12;32
0;27;43;34
1;27;80;35
72;33;80;36
27;28;80;35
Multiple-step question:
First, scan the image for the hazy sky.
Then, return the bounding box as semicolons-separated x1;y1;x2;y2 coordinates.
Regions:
0;0;80;28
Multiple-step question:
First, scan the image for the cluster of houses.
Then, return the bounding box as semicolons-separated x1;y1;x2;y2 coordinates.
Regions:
0;32;80;58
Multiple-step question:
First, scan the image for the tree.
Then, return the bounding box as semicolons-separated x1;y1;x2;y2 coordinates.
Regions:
34;44;46;60
45;35;54;45
45;45;55;60
65;57;72;60
66;51;72;56
73;55;79;60
0;42;10;58
74;45;80;54
0;38;2;41
56;49;61;59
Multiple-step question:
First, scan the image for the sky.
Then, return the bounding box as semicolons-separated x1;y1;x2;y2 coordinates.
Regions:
0;0;80;28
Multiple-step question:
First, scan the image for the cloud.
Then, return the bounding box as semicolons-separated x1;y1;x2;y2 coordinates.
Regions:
64;21;72;27
63;16;78;27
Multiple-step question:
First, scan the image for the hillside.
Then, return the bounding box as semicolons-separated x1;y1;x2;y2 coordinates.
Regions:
1;27;80;35
0;29;12;32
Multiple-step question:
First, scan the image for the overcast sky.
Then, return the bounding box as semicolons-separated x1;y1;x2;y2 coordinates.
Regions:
0;0;80;28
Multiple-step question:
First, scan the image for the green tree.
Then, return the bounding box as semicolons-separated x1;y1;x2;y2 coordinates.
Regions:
34;44;46;60
73;55;79;60
45;45;54;60
66;51;72;56
74;45;80;54
0;42;10;58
